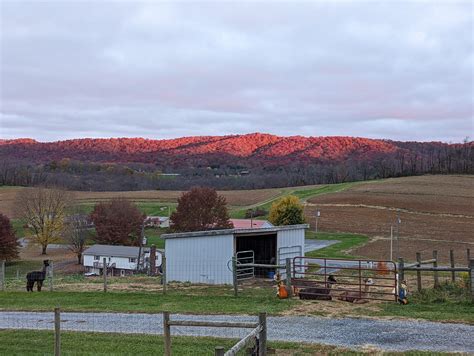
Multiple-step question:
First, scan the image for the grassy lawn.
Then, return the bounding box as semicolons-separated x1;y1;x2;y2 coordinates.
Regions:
76;202;176;217
371;282;474;324
292;182;359;201
11;218;27;238
0;329;365;355
4;260;39;279
305;231;369;259
137;202;176;216
0;286;296;314
145;227;166;248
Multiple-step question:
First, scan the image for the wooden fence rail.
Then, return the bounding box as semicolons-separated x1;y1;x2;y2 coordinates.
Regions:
163;312;267;356
398;249;473;301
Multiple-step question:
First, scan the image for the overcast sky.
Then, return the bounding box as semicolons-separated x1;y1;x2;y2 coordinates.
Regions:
0;1;472;142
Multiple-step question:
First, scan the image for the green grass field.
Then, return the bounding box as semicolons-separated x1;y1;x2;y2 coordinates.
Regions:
229;182;359;219
145;227;166;248
0;329;367;356
11;218;26;238
305;231;369;259
75;202;176;217
372;282;474;323
0;286;295;314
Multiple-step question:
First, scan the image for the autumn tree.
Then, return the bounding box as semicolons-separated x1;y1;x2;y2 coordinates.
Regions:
15;187;73;254
63;211;92;264
90;198;145;246
0;213;19;261
269;195;305;226
170;187;232;232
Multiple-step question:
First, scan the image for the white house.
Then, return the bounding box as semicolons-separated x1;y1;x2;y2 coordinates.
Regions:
83;245;163;276
162;224;308;284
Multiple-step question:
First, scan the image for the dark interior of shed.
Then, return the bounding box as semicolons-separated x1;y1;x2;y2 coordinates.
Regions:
235;233;277;277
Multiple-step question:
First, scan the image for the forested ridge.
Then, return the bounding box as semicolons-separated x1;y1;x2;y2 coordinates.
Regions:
0;133;472;190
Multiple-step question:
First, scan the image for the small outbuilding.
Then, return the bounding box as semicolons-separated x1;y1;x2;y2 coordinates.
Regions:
162;224;308;284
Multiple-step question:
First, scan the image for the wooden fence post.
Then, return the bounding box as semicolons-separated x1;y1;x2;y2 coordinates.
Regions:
163;311;171;356
432;250;439;288
258;312;267;356
214;346;225;356
49;261;54;292
470;259;474;302
103;258;107;293
0;260;5;291
149;245;156;276
162;254;167;295
467;249;471;266
398;258;404;285
450;250;455;283
285;258;293;297
54;307;61;356
232;255;238;297
416;252;422;292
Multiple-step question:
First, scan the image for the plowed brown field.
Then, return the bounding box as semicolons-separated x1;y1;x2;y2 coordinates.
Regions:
306;175;474;263
0;187;284;218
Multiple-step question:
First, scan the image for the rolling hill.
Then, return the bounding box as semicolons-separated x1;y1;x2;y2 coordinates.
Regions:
0;134;472;190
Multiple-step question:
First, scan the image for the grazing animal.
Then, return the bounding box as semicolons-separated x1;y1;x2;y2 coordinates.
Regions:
299;275;337;300
26;260;50;292
338;278;374;303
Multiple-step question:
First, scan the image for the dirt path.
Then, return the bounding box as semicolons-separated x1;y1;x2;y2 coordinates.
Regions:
1;311;472;353
305;202;474;219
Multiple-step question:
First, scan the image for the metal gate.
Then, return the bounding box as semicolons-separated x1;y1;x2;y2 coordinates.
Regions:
277;245;302;278
236;250;255;282
291;257;398;302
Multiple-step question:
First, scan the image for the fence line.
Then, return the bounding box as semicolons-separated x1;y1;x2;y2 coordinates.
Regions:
163;311;267;356
398;249;473;300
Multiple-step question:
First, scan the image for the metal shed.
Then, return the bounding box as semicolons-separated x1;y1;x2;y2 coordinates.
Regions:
162;224;308;284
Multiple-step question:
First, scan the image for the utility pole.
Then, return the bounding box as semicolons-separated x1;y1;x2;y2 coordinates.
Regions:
396;211;401;259
390;225;393;261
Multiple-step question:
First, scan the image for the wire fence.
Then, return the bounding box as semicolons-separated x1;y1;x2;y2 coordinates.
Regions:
1;248;473;299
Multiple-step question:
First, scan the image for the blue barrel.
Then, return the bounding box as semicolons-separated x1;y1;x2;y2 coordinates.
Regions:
268;271;275;279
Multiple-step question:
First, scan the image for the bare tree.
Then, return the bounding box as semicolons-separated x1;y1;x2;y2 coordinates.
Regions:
15;187;73;255
63;212;91;264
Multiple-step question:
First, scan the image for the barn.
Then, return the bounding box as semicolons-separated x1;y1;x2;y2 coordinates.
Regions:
162;224;308;284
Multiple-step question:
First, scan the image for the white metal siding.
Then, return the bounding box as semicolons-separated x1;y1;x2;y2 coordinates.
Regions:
165;234;234;284
83;254;96;268
277;228;305;277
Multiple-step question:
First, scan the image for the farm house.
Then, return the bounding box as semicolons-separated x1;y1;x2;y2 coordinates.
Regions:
162;224;308;284
83;245;163;276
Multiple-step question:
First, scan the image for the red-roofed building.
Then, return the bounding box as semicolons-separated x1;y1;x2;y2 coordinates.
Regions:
230;219;273;229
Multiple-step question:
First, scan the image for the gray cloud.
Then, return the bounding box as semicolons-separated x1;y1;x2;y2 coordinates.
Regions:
0;1;472;142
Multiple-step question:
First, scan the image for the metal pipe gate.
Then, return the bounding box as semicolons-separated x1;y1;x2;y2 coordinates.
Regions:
291;257;398;302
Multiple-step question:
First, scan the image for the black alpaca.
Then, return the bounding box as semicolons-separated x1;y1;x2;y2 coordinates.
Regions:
26;260;50;292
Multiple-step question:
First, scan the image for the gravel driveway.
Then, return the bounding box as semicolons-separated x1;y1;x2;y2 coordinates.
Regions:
1;311;472;353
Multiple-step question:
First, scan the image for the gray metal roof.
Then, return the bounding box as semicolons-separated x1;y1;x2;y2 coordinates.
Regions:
83;244;163;257
162;224;309;239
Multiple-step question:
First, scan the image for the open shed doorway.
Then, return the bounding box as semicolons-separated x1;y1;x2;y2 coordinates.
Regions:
235;232;277;278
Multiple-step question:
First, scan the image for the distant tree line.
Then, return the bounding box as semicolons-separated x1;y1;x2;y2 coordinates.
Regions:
0;141;472;191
